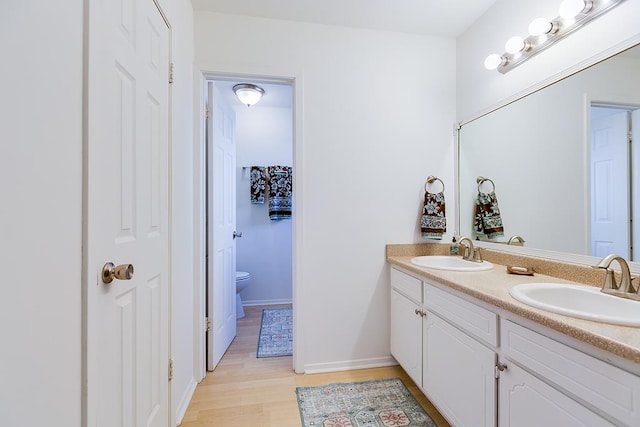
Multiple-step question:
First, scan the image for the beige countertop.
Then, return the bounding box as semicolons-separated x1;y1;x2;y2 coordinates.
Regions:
386;244;640;367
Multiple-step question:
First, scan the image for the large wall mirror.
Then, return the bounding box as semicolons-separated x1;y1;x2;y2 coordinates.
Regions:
458;43;640;261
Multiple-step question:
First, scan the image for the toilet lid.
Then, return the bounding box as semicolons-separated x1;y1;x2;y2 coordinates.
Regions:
236;271;250;280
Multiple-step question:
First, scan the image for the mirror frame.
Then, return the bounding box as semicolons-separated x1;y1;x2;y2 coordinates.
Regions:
454;34;640;272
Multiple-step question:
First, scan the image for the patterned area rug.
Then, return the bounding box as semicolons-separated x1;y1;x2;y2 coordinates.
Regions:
256;307;293;358
296;378;436;427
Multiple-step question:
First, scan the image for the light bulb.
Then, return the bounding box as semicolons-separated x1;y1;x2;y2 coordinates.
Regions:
559;0;587;19
505;36;526;54
484;54;504;70
529;17;553;36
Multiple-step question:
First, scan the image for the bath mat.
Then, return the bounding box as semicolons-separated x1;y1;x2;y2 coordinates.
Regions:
296;378;437;427
257;307;293;358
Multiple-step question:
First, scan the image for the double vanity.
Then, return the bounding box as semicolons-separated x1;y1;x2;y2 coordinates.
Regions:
387;243;640;427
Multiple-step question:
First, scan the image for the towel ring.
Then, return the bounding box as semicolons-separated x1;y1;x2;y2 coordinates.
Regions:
425;175;445;193
477;176;495;193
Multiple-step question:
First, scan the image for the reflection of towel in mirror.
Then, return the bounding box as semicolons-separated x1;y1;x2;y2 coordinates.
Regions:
421;191;446;240
267;166;292;220
250;166;266;204
474;191;504;238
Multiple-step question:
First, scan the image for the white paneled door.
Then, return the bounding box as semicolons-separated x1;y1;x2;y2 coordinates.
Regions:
590;109;630;258
85;0;170;426
207;82;237;370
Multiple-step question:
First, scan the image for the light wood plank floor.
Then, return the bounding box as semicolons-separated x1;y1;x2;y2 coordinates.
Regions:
180;304;450;426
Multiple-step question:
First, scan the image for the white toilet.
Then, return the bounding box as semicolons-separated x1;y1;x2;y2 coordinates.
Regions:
235;271;251;319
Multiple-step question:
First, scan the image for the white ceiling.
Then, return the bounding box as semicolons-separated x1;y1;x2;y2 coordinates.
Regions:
191;0;497;38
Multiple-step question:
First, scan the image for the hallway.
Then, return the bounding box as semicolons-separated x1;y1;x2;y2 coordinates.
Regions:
180;304;449;426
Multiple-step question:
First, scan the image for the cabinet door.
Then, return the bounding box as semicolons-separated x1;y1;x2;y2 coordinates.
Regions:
423;312;496;427
390;289;422;386
500;363;614;427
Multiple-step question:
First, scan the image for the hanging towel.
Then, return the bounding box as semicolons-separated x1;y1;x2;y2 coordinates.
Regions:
250;166;266;204
266;166;292;220
420;190;446;240
473;191;504;238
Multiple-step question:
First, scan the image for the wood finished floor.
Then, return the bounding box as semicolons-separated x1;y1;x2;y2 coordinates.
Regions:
180;304;450;426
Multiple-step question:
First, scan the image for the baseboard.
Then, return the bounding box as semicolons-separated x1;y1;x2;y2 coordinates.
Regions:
243;298;293;306
303;356;398;374
174;376;198;426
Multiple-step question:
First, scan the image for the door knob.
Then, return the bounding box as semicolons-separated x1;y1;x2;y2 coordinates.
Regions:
102;262;135;284
233;231;243;239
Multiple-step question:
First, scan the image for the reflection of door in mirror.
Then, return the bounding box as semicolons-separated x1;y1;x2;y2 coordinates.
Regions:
590;106;640;261
590;107;631;259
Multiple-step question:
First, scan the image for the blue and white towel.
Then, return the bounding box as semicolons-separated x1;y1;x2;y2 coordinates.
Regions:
250;166;266;204
267;166;292;220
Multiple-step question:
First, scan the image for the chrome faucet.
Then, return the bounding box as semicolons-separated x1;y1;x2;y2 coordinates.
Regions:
458;237;483;263
507;235;525;246
593;254;639;300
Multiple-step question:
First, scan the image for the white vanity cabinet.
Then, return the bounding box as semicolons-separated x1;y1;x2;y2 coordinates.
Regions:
499;361;613;426
500;320;640;426
389;265;640;427
390;268;424;386
390;267;498;427
422;280;497;427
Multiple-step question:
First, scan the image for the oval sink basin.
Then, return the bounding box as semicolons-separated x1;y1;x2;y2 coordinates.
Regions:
510;283;640;326
410;256;493;272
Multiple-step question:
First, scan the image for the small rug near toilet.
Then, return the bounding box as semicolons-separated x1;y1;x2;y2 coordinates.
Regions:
296;378;437;427
256;307;293;358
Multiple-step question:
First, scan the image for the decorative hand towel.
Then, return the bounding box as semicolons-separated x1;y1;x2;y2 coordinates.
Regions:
250;166;267;204
473;191;504;238
266;166;292;220
421;190;446;240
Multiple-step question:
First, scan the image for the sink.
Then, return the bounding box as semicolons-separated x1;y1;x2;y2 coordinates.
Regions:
410;255;494;272
510;282;640;326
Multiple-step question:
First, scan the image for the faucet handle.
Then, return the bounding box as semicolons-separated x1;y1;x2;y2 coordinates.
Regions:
472;248;483;263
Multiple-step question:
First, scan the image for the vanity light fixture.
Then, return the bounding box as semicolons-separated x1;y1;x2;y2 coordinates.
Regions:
233;83;265;107
484;0;625;73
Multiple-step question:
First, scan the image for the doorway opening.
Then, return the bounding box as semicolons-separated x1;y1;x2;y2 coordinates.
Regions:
590;103;640;260
204;76;295;372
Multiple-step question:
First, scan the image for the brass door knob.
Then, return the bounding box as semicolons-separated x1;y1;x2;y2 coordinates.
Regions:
102;262;135;284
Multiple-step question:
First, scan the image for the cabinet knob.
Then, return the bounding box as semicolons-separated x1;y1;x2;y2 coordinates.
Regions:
414;308;426;317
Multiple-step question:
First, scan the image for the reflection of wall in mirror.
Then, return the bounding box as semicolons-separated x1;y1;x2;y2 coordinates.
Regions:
459;50;640;256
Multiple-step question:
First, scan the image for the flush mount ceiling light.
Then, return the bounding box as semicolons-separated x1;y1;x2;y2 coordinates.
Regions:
484;0;625;74
233;83;265;107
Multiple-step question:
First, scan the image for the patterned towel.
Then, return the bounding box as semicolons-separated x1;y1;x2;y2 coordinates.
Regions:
473;191;504;238
421;191;446;240
250;166;266;204
267;166;292;220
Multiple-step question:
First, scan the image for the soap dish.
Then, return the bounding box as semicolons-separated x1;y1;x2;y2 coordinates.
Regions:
507;266;535;276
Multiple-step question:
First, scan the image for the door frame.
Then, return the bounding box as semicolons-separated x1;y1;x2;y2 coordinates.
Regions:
193;70;305;379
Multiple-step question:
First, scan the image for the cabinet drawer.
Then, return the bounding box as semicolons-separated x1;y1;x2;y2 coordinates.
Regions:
502;320;640;426
423;282;497;347
390;268;422;303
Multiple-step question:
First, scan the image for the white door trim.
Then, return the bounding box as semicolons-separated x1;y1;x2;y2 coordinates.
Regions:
193;69;305;374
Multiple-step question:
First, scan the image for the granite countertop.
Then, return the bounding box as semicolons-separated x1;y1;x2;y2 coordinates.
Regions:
386;244;640;367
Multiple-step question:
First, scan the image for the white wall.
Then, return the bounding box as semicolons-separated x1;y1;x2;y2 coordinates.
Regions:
1;1;196;426
195;12;456;371
457;0;640;120
1;1;83;424
235;105;293;305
